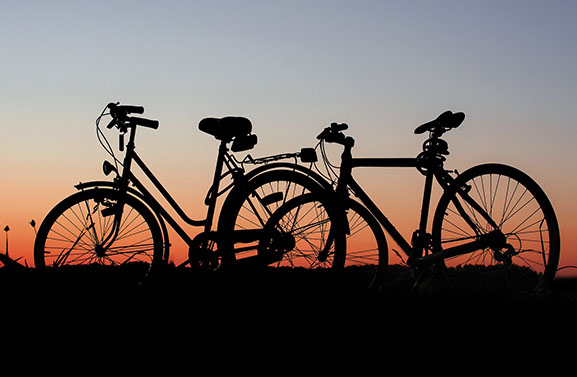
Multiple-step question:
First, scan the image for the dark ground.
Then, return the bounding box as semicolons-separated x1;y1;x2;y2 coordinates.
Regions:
1;263;576;369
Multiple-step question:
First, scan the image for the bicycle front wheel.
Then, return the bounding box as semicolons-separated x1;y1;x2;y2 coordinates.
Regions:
34;188;164;270
260;192;338;268
261;193;388;291
432;163;560;297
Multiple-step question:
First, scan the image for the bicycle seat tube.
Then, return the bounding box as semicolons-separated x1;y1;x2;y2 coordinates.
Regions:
410;133;451;260
204;140;229;232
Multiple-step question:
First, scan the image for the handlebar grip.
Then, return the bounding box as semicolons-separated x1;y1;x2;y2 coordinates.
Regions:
108;102;145;115
119;105;144;115
131;116;159;129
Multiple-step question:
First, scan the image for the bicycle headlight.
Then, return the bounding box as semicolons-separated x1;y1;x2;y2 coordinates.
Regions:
102;160;117;176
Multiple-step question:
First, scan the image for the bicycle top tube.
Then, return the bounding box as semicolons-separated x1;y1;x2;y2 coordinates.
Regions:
350;157;417;168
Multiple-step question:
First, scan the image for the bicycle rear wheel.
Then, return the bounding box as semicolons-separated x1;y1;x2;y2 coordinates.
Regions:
432;163;560;298
34;188;163;270
215;168;327;267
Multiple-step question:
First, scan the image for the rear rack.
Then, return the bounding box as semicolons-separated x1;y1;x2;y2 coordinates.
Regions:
240;148;317;165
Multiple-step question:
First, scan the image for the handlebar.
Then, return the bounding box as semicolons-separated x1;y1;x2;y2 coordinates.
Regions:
129;116;160;129
316;122;353;146
330;122;348;132
106;102;159;130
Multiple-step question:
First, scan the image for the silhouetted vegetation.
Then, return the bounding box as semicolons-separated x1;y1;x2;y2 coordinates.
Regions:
1;262;576;315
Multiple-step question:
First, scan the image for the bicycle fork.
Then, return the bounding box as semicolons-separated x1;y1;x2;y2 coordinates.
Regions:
52;191;126;266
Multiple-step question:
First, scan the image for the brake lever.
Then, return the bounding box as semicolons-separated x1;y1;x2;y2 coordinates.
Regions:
106;118;117;129
316;126;332;140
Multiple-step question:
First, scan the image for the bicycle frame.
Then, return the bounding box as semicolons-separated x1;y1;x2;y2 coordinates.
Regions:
333;136;504;268
93;123;247;257
86;121;324;266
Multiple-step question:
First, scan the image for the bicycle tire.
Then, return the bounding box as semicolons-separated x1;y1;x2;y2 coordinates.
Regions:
34;188;164;271
329;196;388;291
431;163;560;297
261;193;388;290
215;168;328;267
339;198;388;272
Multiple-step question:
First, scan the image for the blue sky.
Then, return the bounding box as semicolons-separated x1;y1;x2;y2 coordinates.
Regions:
2;1;576;150
2;0;577;266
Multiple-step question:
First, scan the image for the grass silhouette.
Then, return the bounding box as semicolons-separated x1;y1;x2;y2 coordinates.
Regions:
1;261;576;311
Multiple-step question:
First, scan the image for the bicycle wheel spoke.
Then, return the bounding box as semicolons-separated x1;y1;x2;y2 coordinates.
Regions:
218;169;336;269
433;164;559;297
35;189;162;270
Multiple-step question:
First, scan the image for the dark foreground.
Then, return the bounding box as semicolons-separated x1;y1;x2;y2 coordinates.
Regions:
3;264;577;316
2;264;573;371
2;263;577;367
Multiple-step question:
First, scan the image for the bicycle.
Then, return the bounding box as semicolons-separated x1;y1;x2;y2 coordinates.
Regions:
265;111;560;297
33;102;339;276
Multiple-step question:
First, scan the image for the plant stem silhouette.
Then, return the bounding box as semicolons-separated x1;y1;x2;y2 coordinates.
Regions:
3;225;9;258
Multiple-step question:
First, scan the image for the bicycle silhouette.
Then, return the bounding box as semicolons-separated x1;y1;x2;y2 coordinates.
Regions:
264;111;560;296
34;104;560;297
33;102;336;274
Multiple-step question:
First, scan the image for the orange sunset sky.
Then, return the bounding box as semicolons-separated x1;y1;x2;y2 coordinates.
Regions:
1;1;577;276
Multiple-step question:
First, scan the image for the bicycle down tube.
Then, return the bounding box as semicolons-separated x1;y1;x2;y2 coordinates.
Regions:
345;157;417;258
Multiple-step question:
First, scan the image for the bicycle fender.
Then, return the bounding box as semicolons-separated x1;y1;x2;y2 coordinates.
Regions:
74;181;146;200
74;181;163;220
74;181;171;260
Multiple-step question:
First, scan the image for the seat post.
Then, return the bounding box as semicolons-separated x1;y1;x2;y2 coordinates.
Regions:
204;140;228;232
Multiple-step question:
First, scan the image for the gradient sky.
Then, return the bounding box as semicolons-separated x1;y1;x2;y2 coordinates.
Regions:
1;0;576;275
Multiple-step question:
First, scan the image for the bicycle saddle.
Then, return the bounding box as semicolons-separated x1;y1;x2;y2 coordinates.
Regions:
199;116;253;141
414;111;465;135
